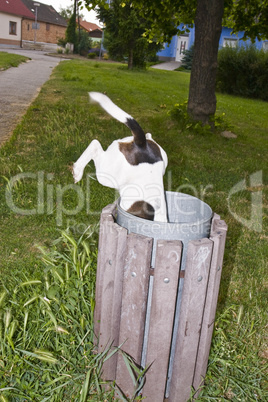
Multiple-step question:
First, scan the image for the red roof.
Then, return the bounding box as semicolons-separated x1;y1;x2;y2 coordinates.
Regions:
0;0;34;19
78;20;102;33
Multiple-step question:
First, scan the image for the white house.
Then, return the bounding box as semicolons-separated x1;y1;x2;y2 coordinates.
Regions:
0;0;34;47
0;0;67;51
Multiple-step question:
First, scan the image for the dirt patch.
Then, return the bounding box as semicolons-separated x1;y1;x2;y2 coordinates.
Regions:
220;130;237;139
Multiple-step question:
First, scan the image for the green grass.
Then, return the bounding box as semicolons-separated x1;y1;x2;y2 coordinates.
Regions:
0;52;30;70
0;59;267;400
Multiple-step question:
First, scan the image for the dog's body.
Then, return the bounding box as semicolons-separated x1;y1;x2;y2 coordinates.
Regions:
73;92;168;222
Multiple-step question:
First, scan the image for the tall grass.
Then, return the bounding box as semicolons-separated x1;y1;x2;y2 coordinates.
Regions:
0;227;113;400
0;227;159;401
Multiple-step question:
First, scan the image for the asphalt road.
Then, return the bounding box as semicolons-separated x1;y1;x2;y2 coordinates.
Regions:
0;47;64;146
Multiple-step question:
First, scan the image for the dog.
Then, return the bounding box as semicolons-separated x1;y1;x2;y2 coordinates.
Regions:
73;92;168;222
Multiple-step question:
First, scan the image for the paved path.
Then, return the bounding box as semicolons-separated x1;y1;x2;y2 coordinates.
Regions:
151;61;181;71
0;47;64;146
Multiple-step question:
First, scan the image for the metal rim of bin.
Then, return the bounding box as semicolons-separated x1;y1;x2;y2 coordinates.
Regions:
116;191;213;266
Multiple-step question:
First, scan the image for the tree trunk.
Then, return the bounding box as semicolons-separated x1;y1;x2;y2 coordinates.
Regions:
188;0;224;125
128;47;134;70
73;0;77;53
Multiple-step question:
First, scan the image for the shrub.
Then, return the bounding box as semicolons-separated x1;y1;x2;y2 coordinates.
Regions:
216;45;268;101
88;52;97;59
78;31;93;56
169;100;233;134
57;37;67;48
181;45;194;70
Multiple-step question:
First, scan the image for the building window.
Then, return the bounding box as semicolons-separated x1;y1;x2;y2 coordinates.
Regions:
9;21;17;35
223;38;238;48
46;23;50;31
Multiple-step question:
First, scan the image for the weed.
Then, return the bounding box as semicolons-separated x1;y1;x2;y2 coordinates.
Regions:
169;100;233;134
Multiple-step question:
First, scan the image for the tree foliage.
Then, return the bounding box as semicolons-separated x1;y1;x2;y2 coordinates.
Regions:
59;5;74;20
65;12;77;46
83;0;268;125
60;5;85;21
97;0;163;69
225;0;268;41
85;0;268;42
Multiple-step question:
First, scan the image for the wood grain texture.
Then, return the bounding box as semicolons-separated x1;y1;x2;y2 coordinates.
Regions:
116;232;153;398
193;215;227;394
94;203;116;338
142;240;182;401
94;203;128;381
169;238;213;402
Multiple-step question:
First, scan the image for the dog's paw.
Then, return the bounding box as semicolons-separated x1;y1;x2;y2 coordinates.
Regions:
72;163;84;183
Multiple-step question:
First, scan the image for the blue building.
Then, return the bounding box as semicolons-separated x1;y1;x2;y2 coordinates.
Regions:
157;24;268;61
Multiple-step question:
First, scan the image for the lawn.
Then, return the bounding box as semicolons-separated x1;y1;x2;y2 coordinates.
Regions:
0;59;267;400
0;51;30;70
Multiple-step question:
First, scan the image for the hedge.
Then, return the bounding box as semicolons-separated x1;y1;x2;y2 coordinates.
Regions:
216;45;268;101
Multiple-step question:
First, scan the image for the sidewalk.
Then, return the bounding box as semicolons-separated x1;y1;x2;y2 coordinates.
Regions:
0;47;63;146
151;61;181;71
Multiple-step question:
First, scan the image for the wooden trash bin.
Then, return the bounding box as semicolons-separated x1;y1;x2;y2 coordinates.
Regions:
94;192;227;401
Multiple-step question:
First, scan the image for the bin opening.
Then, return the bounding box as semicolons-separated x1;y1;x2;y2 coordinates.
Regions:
116;191;213;250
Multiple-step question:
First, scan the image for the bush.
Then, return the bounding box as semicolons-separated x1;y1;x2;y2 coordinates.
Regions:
181;45;194;70
77;30;93;56
88;52;97;59
169;100;233;134
216;45;268;101
57;37;67;48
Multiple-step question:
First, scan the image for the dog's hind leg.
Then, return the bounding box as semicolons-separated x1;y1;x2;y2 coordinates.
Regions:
73;139;103;183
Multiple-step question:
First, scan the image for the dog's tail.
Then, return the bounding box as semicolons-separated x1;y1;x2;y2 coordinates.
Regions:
89;92;146;147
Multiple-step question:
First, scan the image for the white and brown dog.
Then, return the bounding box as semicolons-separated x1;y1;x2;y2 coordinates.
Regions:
73;92;168;222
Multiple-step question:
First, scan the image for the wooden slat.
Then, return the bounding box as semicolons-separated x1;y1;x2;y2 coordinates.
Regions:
94;203;117;339
142;240;182;401
169;238;213;402
193;216;227;394
94;205;128;381
116;233;153;398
